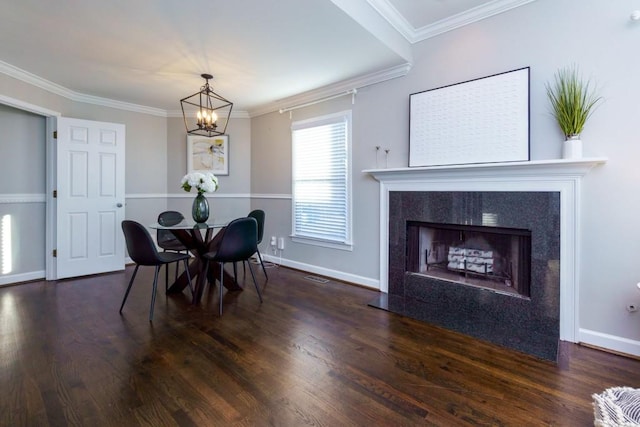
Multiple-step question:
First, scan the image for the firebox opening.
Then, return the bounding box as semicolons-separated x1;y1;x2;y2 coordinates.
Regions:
406;221;532;298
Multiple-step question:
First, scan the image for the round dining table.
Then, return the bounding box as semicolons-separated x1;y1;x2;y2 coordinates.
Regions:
149;220;242;304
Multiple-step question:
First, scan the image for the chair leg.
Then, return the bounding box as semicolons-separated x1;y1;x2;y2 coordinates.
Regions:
119;265;140;313
175;255;181;282
165;263;169;293
149;266;160;321
219;262;225;316
202;258;210;291
232;262;238;285
256;248;268;280
183;259;194;296
246;261;263;303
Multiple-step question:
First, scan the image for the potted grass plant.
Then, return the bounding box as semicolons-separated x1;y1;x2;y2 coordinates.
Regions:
546;66;602;159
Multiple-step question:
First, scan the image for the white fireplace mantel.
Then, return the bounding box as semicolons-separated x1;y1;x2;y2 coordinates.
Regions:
364;157;607;343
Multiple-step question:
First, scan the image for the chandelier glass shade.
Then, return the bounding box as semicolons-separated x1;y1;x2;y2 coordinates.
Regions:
180;73;233;137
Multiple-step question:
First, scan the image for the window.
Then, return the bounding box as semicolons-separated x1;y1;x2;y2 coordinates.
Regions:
291;111;352;250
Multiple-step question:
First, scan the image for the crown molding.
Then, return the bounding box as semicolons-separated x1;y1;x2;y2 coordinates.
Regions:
0;60;167;117
365;0;415;42
0;94;61;117
368;0;536;43
248;62;412;117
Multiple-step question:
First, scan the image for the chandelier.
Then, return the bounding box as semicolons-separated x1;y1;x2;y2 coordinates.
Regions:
180;73;233;137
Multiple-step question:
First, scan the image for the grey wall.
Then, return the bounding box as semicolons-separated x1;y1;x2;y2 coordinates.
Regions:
166;116;252;225
0;104;46;276
249;0;640;354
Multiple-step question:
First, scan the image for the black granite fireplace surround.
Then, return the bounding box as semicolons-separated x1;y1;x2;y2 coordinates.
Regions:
371;191;561;361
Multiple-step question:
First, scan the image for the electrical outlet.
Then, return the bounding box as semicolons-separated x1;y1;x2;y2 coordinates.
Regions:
277;237;285;250
270;236;277;246
627;304;638;313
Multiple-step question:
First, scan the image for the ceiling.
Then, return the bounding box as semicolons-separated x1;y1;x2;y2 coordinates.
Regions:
0;0;533;116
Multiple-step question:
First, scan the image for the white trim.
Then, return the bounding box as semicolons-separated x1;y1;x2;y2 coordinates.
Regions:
0;192;292;201
0;61;166;117
280;89;357;114
366;157;606;344
291;235;353;251
413;0;537;41
115;193;291;200
368;0;537;43
124;193;171;199
262;254;378;289
0;94;61;117
0;270;45;287
250;193;292;200
330;0;413;62
249;63;411;117
579;328;640;358
0;193;46;203
125;193;253;199
45;117;56;280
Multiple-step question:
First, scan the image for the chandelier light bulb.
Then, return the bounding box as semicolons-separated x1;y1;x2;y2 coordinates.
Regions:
631;10;640;21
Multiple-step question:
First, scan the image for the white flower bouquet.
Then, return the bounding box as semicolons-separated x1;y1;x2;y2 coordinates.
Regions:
181;172;218;195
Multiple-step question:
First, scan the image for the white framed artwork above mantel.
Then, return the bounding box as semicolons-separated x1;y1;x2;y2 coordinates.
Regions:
364;157;607;343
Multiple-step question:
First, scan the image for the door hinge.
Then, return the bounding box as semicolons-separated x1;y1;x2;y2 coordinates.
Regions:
53;190;57;198
53;131;57;139
53;249;57;257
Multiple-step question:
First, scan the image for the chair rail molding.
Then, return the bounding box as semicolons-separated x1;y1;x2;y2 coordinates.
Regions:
0;193;46;203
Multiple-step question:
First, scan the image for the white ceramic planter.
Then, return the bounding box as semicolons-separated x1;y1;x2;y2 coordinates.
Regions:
563;137;583;159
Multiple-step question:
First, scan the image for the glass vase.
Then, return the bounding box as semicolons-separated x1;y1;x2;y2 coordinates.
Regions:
192;193;209;223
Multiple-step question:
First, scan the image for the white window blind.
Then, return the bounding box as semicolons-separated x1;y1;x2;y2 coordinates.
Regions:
292;111;351;247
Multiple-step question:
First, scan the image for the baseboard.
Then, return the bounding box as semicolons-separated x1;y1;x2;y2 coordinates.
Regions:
579;328;640;358
0;270;45;287
262;254;379;290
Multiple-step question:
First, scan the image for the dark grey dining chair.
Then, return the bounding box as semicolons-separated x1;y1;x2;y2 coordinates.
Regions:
202;217;263;315
120;220;193;321
157;210;189;284
246;209;268;279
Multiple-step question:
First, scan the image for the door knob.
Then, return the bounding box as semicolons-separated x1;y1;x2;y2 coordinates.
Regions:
116;203;123;208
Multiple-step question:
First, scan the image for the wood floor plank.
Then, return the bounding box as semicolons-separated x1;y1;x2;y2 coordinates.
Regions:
1;265;640;426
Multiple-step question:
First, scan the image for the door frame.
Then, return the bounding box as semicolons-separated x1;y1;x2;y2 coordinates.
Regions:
0;94;61;280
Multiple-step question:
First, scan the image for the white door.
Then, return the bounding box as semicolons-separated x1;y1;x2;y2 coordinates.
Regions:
55;117;125;279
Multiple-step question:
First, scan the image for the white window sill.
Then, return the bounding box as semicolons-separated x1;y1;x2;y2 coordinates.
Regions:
291;235;353;251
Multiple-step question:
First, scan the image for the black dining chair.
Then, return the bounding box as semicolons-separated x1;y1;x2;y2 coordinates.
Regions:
157;210;189;284
245;209;268;279
120;220;193;321
202;217;263;316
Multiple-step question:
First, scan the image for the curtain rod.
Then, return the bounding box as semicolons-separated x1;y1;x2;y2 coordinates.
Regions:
279;89;357;115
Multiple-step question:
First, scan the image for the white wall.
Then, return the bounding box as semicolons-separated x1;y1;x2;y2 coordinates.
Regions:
250;0;640;355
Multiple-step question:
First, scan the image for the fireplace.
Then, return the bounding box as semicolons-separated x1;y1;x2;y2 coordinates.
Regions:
365;159;606;361
381;190;560;360
406;221;532;298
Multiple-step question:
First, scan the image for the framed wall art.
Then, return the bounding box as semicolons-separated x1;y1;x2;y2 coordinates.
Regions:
187;134;229;175
409;67;530;167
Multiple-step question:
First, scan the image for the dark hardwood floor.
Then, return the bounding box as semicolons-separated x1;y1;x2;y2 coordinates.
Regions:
1;263;639;426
